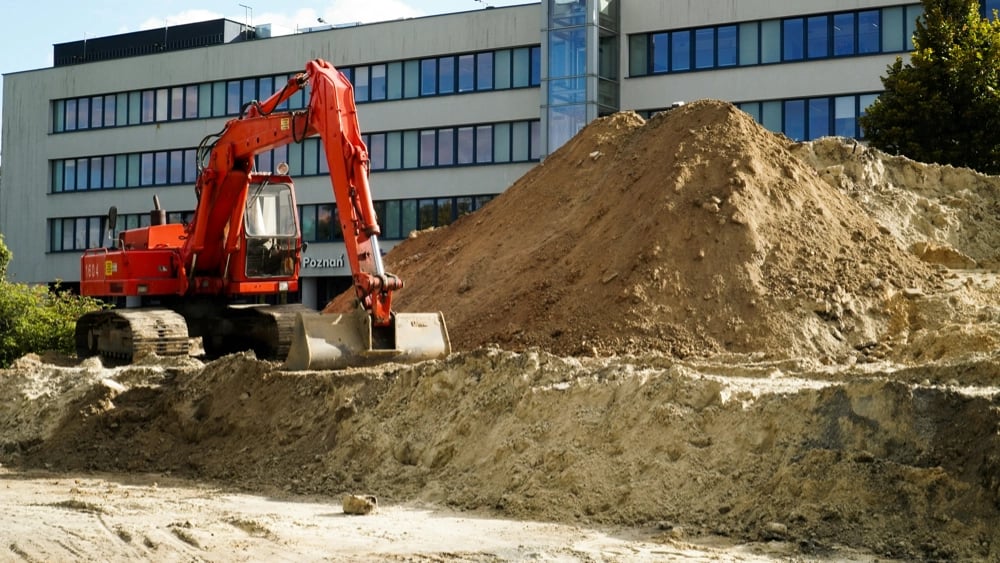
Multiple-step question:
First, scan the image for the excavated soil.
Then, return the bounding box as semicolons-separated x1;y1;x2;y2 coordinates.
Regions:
6;100;1000;561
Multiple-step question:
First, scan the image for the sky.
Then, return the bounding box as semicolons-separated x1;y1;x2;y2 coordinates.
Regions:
0;0;534;159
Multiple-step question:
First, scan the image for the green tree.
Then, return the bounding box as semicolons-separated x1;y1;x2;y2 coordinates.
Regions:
0;233;104;367
860;0;1000;173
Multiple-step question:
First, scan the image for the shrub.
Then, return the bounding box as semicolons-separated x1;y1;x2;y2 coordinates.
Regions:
0;234;104;367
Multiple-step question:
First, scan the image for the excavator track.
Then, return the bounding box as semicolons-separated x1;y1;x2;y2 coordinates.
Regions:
76;304;321;364
75;308;191;362
207;303;319;360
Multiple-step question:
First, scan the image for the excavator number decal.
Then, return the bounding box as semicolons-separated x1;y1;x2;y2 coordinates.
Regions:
280;117;290;130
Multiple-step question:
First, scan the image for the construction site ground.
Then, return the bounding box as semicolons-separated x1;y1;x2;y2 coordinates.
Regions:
5;100;1000;561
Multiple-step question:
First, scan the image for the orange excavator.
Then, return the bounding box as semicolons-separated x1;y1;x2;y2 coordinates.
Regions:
77;59;450;370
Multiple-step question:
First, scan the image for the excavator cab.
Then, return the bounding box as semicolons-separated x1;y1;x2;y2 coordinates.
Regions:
243;181;298;278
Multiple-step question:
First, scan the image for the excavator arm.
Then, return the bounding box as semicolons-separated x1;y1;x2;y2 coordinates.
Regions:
187;60;400;326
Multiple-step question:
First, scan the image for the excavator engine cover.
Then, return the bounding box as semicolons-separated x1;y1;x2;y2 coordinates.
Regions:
283;307;450;370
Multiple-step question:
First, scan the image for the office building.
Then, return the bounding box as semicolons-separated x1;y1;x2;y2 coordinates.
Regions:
1;0;958;308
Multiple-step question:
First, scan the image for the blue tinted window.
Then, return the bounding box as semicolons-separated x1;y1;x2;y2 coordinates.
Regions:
834;13;855;56
808;98;830;139
783;18;804;60
858;10;880;53
652;33;669;72
421;59;437;95
671;30;691;71
439;57;455;94
807;16;829;58
784;100;805;140
718;26;737;66
695;28;714;69
985;0;1000;18
531;46;541;85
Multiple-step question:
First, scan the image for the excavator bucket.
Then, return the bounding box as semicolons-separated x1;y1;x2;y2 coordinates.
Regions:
283;307;450;370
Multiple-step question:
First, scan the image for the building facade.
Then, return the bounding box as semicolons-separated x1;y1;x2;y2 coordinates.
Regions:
0;0;977;309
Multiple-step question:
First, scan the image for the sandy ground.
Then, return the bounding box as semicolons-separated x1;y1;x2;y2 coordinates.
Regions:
0;468;901;562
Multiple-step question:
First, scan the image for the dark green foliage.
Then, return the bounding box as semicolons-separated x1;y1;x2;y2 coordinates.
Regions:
0;233;104;367
860;0;1000;173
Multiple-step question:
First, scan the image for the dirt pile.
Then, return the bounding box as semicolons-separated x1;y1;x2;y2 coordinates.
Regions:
793;137;1000;268
365;100;941;362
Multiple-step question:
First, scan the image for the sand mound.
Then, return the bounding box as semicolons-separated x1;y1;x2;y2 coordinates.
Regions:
793;136;1000;268
356;101;940;361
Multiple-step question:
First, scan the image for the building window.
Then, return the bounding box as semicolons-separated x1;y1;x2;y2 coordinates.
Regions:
783;99;806;140
627;5;917;77
730;92;878;140
439;56;456;94
783;18;805;61
858;10;881;54
438;128;454;166
809;97;831;138
739;22;759;65
652;33;669;73
477;52;494;90
695;28;715;69
65;99;78;130
456;127;474;165
671;30;691;71
512;48;530;88
370;64;387;101
717;26;738;67
807;15;830;59
458;54;475;92
420;130;436;167
421;58;438;95
761;20;781;64
833;13;856;56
